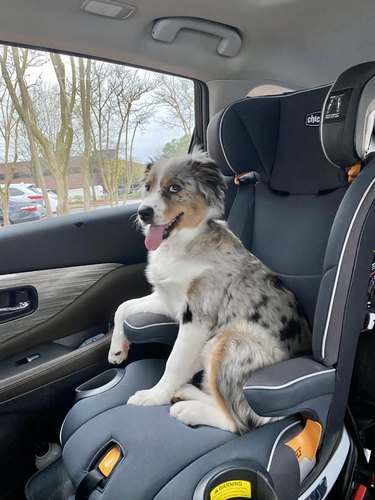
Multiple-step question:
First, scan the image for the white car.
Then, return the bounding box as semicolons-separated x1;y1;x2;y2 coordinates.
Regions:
8;183;58;214
26;185;58;214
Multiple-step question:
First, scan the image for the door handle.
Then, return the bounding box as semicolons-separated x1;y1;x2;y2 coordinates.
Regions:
0;300;31;313
0;286;37;323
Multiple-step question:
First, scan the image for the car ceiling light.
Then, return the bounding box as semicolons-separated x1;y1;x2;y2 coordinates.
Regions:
80;0;136;19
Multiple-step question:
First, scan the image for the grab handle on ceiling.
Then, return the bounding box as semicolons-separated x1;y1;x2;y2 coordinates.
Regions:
152;17;242;58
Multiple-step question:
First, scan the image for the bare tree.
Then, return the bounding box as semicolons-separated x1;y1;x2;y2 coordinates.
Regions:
48;53;77;214
114;67;156;204
0;61;20;226
77;58;92;211
90;63;156;206
0;48;77;215
90;62;116;206
0;46;53;216
153;74;194;138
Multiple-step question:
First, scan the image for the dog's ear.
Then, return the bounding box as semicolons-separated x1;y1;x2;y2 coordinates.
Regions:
191;158;226;215
145;160;154;171
141;159;154;184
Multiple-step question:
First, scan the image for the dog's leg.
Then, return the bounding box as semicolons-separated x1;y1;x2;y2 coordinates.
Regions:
171;384;213;405
108;293;171;364
127;322;207;406
170;397;237;433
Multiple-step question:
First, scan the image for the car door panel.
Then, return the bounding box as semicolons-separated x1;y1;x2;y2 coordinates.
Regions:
0;263;121;339
0;205;146;274
0;333;111;403
0;262;149;362
0;205;150;402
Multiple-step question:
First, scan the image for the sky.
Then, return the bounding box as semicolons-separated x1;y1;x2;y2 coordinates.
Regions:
132;121;177;162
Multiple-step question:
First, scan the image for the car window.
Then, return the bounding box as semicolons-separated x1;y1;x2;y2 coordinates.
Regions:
9;188;24;196
0;44;195;223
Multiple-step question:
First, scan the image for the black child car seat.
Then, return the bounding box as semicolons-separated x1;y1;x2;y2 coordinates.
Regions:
26;62;375;500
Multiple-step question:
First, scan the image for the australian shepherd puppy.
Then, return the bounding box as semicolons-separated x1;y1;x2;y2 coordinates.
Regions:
108;148;311;434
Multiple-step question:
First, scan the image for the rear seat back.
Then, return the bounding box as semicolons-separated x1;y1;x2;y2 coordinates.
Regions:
208;86;349;327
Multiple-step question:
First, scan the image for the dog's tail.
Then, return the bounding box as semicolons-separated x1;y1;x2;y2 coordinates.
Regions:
207;324;289;434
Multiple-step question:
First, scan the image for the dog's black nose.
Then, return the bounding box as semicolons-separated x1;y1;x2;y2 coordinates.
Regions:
138;206;154;223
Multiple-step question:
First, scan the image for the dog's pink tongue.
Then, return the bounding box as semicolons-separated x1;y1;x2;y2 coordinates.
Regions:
145;224;167;251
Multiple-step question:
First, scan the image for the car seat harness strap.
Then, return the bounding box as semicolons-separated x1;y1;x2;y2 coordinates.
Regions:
75;444;123;499
227;173;255;247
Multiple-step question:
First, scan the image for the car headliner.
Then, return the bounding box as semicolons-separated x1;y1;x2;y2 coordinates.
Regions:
0;0;374;94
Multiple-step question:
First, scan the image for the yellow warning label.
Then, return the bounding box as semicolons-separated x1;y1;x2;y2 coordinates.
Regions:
210;480;251;500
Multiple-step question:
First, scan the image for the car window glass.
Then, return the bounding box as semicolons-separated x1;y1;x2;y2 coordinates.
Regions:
0;44;195;224
9;188;23;196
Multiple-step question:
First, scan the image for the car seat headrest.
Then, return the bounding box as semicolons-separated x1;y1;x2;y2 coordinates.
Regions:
321;61;375;169
207;86;348;195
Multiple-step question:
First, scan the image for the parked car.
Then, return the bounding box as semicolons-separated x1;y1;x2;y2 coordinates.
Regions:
7;183;57;214
25;184;58;214
0;197;44;225
5;184;46;216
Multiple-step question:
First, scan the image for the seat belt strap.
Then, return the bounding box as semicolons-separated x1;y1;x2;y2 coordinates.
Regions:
75;470;104;500
227;173;256;246
75;445;122;499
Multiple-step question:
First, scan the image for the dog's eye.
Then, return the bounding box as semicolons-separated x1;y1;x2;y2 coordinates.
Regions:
169;184;180;194
145;184;151;192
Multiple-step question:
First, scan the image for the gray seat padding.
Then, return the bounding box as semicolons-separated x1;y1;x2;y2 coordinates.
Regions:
61;359;166;444
62;359;301;500
124;312;178;346
250;183;347;325
153;419;301;500
243;356;336;421
207;86;349;327
207;86;347;192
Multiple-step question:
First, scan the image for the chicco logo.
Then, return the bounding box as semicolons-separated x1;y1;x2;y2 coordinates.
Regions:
305;112;321;127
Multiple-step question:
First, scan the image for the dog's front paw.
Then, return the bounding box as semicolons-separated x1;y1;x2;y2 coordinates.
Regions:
127;388;171;406
108;338;129;365
170;401;201;427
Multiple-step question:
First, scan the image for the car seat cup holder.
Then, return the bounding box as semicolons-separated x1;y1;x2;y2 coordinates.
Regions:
193;461;278;500
75;368;125;401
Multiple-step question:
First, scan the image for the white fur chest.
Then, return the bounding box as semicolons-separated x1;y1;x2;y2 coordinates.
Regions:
146;244;209;317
